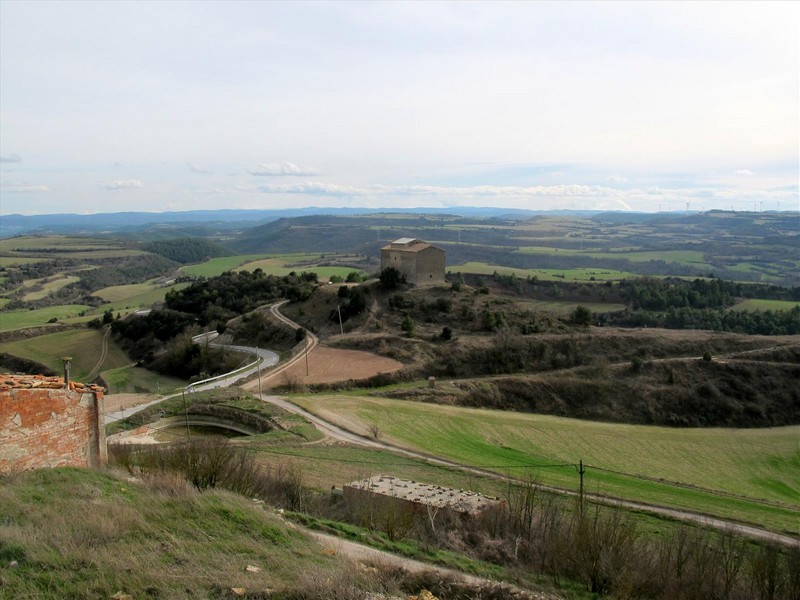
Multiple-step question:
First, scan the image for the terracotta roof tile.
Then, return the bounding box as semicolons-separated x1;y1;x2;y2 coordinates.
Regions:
0;373;105;393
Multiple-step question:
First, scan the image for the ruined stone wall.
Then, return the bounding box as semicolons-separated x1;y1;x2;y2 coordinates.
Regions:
0;386;106;472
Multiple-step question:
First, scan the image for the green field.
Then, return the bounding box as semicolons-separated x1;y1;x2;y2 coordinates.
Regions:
0;305;92;332
181;253;367;281
515;246;709;267
101;365;187;395
3;329;131;380
291;395;800;534
92;280;190;312
238;256;364;281
451;262;635;282
0;255;47;266
0;236;123;252
21;274;80;301
179;254;274;277
518;299;627;315
730;299;800;312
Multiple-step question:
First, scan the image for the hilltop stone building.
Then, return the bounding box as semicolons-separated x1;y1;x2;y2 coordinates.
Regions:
380;238;445;286
0;374;106;473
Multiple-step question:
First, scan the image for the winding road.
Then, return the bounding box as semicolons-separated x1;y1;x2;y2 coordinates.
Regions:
245;304;800;549
105;301;799;547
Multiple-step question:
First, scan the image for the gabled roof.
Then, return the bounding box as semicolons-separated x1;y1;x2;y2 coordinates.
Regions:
381;239;444;253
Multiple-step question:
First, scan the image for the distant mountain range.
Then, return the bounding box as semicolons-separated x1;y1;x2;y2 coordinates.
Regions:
0;207;608;238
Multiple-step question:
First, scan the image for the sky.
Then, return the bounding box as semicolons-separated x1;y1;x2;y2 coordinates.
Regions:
1;1;798;215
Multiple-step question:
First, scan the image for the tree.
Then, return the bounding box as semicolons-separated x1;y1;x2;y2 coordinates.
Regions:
572;305;593;327
401;315;416;337
379;267;405;290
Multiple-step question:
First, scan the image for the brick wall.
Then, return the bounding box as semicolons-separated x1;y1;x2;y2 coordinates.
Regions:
0;386;106;472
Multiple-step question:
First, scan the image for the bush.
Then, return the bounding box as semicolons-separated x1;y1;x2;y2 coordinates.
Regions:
401;315;416;338
379;267;405;289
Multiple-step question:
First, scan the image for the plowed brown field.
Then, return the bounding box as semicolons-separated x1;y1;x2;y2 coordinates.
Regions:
265;347;402;387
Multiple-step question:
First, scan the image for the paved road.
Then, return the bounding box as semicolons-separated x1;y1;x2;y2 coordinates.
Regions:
104;343;278;424
240;301;319;390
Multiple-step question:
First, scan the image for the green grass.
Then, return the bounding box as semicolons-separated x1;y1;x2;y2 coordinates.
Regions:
0;255;47;266
517;299;627;315
0;236;123;252
238;256;366;281
181;253;368;281
91;281;190;312
516;246;710;267
290;395;800;534
0;468;345;599
101;365;187;395
21;274;80;301
0;305;92;332
2;328;131;380
451;262;635;282
179;254;274;277
730;299;800;312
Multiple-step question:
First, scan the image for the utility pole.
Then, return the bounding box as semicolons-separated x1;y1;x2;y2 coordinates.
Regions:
337;304;344;335
578;459;585;517
181;389;191;440
304;337;310;376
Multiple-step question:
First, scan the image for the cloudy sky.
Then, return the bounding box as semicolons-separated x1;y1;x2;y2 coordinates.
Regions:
1;1;797;215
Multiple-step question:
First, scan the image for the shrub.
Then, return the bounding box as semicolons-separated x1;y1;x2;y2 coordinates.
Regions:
401;315;416;338
379;267;405;289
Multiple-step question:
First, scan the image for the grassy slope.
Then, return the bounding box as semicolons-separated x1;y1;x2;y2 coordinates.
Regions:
180;253;366;280
517;299;627;315
3;328;131;380
179;254;273;277
451;262;635;282
91;281;190;312
101;365;187;395
21;275;81;301
0;305;92;332
730;299;800;312
291;394;800;534
0;468;342;599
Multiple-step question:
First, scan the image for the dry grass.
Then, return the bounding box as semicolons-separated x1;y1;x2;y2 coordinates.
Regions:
0;468;347;599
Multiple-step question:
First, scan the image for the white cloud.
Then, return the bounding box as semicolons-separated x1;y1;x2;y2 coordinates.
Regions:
188;163;210;174
0;154;22;163
248;162;320;176
101;179;143;190
1;183;50;193
607;175;628;183
734;169;755;175
248;180;799;210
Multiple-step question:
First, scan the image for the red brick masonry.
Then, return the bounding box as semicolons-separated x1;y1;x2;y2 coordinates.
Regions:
0;374;106;472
